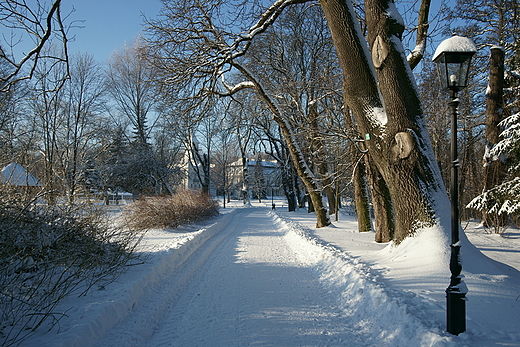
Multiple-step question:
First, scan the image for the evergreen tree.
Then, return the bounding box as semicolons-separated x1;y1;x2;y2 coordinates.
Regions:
467;111;520;232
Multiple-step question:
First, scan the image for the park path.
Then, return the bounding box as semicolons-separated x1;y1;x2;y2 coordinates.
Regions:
96;208;365;347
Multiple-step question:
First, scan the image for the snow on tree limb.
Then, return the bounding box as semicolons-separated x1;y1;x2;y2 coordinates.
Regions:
227;0;311;61
218;70;256;96
406;0;430;70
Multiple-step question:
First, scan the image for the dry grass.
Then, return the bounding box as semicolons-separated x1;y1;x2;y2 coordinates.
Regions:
124;190;219;230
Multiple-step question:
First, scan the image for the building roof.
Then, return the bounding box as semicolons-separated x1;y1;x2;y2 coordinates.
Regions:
1;163;42;186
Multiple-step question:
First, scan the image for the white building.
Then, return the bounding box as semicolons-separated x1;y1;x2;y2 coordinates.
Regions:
227;158;282;199
178;135;216;195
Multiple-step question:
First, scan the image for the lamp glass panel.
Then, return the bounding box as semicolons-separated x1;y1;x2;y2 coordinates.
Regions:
435;52;473;90
435;54;448;89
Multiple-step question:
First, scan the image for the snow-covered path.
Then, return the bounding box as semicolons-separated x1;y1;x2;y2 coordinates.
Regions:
97;208;364;347
22;204;520;347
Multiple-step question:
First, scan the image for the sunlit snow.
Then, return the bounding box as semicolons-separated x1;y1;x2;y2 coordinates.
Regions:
21;200;520;347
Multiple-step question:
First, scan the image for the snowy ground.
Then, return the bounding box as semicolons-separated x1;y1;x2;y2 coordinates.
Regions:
22;199;520;347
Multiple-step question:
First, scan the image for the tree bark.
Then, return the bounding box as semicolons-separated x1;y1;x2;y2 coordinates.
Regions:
483;46;507;227
353;158;371;232
320;0;445;242
365;153;394;242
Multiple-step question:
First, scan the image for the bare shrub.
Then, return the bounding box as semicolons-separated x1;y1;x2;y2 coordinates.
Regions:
124;190;219;230
0;188;144;346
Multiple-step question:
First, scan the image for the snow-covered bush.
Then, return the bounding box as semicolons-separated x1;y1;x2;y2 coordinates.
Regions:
0;189;143;346
124;190;219;230
467;112;520;232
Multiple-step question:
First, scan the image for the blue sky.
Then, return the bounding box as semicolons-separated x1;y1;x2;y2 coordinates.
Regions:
1;1;451;66
63;0;448;64
64;0;162;62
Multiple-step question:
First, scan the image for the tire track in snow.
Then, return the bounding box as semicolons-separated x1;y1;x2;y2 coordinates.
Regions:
98;208;365;347
95;209;249;346
149;208;364;346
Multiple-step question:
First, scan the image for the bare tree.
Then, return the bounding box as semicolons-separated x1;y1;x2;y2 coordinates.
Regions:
0;0;70;90
244;4;345;215
146;0;334;227
191;109;221;193
106;37;158;146
27;48;68;199
211;122;239;206
59;53;106;203
254;106;302;211
224;97;256;204
146;0;453;239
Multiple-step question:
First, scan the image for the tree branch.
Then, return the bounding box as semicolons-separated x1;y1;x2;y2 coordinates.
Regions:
407;0;431;70
0;0;69;90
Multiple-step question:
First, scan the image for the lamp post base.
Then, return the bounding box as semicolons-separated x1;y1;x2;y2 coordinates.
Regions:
446;288;466;335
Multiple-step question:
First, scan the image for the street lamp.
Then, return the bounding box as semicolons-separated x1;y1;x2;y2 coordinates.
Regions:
433;35;477;336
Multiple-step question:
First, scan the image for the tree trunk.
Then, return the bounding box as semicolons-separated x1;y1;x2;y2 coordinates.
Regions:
241;155;248;203
295;174;305;208
353;158;371;232
483;46;507;227
281;165;297;211
277;119;330;227
365;154;394;242
320;0;445;242
309;102;336;214
343;105;372;233
307;193;315;213
202;153;210;194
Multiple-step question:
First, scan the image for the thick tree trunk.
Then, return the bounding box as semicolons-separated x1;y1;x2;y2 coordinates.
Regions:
320;0;445;242
483;46;507;227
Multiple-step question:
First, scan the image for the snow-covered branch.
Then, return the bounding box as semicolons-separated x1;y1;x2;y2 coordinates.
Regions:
406;0;430;70
218;71;256;96
226;0;311;61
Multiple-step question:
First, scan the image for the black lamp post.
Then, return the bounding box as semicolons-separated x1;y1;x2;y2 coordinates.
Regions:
433;35;476;336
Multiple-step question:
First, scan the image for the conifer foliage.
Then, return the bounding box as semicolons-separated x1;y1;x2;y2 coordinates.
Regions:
468;112;520;231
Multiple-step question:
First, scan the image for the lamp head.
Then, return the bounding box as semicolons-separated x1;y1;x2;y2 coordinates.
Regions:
433;36;477;92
